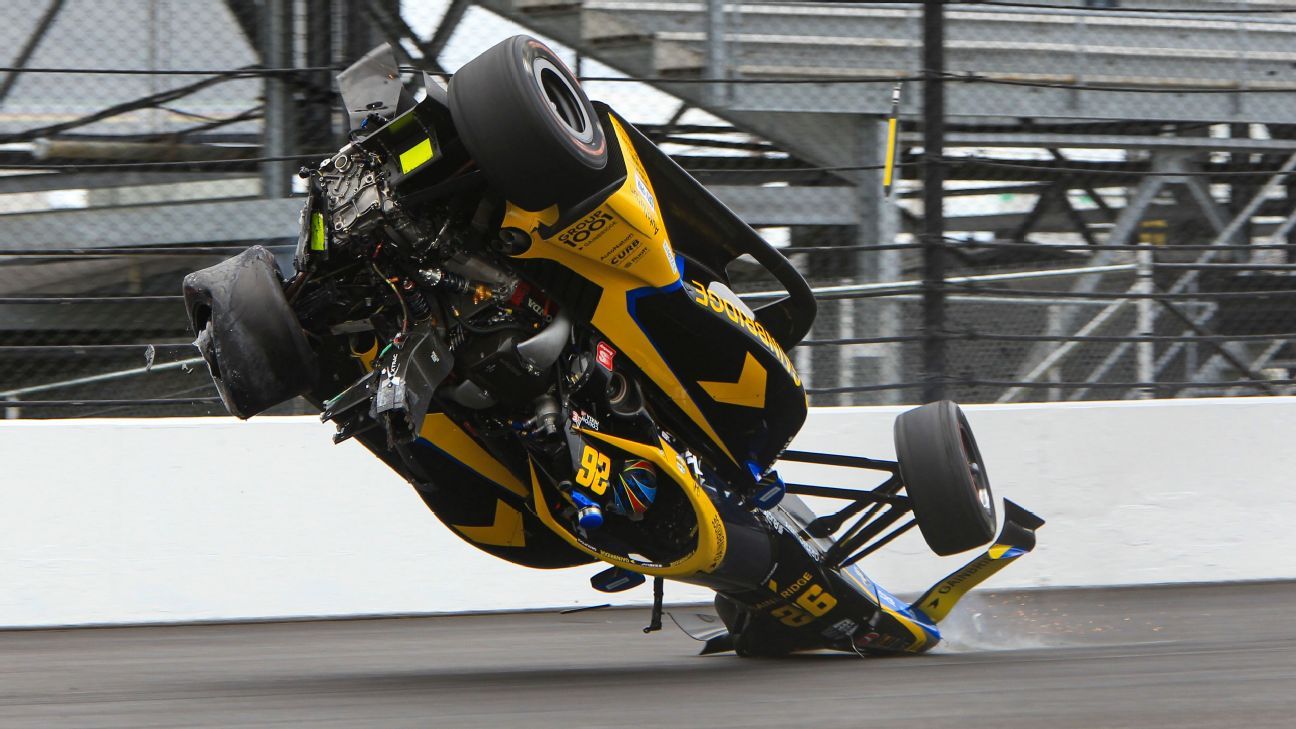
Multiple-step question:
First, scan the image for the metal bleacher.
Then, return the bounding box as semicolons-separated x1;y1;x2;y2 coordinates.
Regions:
3;0;1296;413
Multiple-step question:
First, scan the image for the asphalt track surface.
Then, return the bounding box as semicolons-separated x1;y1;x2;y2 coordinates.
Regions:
2;582;1294;729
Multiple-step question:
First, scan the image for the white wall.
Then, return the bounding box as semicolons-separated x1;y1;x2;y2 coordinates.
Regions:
1;397;1293;628
785;398;1296;594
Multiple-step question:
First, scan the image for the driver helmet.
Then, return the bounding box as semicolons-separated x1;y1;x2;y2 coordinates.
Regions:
609;459;657;519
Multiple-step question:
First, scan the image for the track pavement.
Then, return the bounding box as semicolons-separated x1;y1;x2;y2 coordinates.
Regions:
1;582;1293;728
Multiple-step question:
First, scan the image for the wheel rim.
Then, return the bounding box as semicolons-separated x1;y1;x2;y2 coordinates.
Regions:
531;58;595;144
195;319;222;380
960;424;993;514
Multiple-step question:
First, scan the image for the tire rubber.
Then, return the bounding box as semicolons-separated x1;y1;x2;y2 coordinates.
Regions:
448;35;607;211
182;246;318;418
893;400;997;556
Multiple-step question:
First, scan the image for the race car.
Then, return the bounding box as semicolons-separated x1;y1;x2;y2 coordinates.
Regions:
183;35;1043;656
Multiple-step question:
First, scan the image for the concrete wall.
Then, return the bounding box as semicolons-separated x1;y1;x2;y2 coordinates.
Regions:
2;397;1293;627
787;398;1296;595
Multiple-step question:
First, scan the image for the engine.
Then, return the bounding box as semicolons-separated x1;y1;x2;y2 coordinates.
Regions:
294;140;665;534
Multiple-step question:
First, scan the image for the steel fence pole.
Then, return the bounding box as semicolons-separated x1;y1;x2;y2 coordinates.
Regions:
705;0;728;107
1136;246;1156;399
921;0;947;403
261;0;294;198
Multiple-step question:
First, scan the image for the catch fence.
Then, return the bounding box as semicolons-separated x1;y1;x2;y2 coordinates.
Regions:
3;0;1295;417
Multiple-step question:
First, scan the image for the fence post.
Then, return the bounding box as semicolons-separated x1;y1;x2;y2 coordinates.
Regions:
705;0;729;107
1136;246;1156;399
921;0;947;403
856;117;902;404
261;0;294;198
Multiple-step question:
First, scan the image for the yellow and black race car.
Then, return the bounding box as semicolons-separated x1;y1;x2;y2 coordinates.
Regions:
183;36;1042;656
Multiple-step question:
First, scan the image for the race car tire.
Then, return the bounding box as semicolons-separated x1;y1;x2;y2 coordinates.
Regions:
448;35;607;211
893;400;996;556
182;246;318;419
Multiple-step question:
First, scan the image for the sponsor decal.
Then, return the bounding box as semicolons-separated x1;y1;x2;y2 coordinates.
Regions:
635;173;657;216
601;235;643;267
596;341;616;370
510;282;554;323
860;630;902;645
686;279;800;386
764;574;839;627
620;158;659;235
708;513;727;571
526;297;551;320
821;618;859;641
854;631;880;646
558;209;615;250
854;631;902;649
570;409;600;432
932;557;992;600
768;571;813;599
762;512;788;536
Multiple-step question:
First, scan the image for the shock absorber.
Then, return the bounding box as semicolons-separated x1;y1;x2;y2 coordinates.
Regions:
420;267;494;304
400;279;432;321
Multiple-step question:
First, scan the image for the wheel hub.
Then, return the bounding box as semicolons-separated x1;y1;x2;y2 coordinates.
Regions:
531;58;595;144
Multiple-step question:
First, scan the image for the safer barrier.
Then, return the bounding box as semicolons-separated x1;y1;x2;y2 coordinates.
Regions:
2;397;1293;628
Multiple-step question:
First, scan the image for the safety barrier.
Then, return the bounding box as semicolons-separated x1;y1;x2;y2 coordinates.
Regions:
2;397;1293;627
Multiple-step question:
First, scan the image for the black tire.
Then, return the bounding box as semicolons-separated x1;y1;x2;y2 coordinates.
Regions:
893;400;996;556
448;35;607;211
182;246;318;419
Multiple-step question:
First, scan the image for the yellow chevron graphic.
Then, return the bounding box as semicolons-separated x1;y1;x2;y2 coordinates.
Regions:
420;413;527;497
698;352;767;409
455;501;526;548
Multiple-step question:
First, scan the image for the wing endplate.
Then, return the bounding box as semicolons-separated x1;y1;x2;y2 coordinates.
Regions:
910;500;1045;624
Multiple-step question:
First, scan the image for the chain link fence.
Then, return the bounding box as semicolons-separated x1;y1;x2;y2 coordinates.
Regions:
3;0;1296;417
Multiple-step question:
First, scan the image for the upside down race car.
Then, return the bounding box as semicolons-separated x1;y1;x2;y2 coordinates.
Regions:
182;36;1043;656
